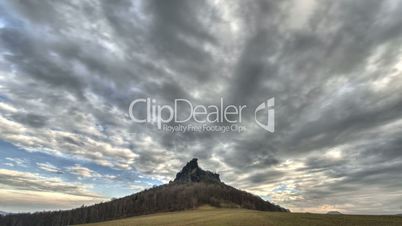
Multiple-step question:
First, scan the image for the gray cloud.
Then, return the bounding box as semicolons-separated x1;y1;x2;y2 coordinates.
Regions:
0;0;402;214
10;113;48;128
0;168;99;197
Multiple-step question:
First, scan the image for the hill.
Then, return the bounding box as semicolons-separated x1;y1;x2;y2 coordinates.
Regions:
0;159;287;226
75;206;402;226
327;211;343;215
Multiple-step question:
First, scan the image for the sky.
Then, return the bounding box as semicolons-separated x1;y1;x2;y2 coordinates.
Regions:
0;0;402;215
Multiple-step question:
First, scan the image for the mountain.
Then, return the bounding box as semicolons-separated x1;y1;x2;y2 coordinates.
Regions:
0;158;288;226
0;211;8;216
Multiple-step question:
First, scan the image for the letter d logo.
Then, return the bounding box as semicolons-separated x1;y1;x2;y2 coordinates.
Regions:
254;98;275;132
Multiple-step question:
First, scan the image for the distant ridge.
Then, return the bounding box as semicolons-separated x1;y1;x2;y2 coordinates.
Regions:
0;159;288;226
327;211;343;215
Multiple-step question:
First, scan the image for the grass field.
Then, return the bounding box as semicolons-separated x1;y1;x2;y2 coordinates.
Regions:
76;206;402;226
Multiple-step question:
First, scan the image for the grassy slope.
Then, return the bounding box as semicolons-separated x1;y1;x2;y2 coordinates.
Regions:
76;206;402;226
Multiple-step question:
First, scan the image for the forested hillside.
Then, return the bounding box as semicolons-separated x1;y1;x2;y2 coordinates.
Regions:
0;159;288;226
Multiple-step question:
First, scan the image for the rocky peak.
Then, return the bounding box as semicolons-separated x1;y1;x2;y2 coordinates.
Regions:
174;158;220;183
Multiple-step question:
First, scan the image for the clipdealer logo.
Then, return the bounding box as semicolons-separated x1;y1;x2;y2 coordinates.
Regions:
254;98;275;133
129;98;274;133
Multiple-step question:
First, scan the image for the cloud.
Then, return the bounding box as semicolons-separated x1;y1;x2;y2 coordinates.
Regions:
0;168;100;197
0;167;105;212
65;164;101;178
10;112;48;128
0;0;402;214
0;189;105;213
4;157;28;167
36;162;63;174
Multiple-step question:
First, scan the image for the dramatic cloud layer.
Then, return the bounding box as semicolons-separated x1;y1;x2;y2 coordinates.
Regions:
1;0;402;214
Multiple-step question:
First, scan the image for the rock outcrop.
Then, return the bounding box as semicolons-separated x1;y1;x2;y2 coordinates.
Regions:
174;158;220;183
